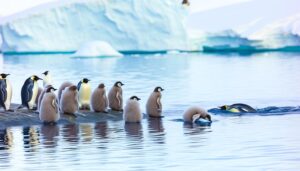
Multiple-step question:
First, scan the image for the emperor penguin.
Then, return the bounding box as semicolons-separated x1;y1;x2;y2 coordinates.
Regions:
60;85;79;115
219;103;257;113
58;81;73;102
91;83;108;113
77;78;91;110
123;96;142;123
0;73;12;111
183;106;212;123
20;75;42;110
37;85;52;112
146;86;164;117
39;86;60;124
42;71;52;87
108;81;124;111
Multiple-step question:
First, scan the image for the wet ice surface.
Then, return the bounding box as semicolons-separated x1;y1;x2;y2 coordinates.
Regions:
0;52;300;170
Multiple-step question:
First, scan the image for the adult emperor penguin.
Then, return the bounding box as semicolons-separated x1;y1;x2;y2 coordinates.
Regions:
219;103;257;113
39;86;60;124
37;85;52;112
183;106;212;123
123;96;142;123
20;75;42;110
108;81;124;111
60;85;79;115
77;78;91;110
91;83;108;113
58;81;73;103
42;71;52;87
0;73;12;111
146;86;164;117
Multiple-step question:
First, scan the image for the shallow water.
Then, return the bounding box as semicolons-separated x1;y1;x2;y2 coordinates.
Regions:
0;52;300;170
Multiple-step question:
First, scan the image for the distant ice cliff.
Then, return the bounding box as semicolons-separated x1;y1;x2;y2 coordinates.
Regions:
0;0;188;53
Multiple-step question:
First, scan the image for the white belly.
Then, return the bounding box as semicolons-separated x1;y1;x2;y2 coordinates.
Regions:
79;84;91;105
5;80;12;109
28;82;38;109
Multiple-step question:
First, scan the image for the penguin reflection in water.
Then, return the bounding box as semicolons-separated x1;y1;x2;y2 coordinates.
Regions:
0;73;13;111
39;86;60;124
19;75;42;110
219;103;257;113
77;78;91;110
146;86;164;118
108;81;124;111
123;96;142;123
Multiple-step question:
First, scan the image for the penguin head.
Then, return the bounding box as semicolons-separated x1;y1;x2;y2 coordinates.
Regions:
82;78;90;84
130;96;141;101
69;85;78;91
219;105;229;110
0;73;10;79
98;83;105;89
204;114;212;122
31;75;42;81
42;71;49;76
114;81;124;87
154;86;164;92
46;86;57;93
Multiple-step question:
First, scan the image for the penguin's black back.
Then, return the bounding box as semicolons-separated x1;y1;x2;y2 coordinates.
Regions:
0;79;7;109
21;78;34;108
77;81;82;91
230;103;257;112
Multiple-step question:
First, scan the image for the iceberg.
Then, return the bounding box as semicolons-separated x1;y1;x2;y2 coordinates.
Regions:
72;41;123;57
0;0;188;53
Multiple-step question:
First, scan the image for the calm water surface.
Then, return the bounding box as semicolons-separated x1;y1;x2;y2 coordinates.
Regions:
0;52;300;170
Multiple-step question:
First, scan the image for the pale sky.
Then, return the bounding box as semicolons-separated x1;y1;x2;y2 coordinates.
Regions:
0;0;251;17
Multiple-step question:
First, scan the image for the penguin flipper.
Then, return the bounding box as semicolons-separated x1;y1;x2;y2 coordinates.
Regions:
22;80;33;107
0;80;7;109
77;81;82;91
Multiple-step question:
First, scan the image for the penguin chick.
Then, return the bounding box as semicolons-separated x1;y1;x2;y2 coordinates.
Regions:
39;86;60;123
42;71;52;87
183;106;212;123
37;85;52;112
0;73;12;111
91;83;108;112
146;86;164;117
77;78;91;110
58;81;73;103
108;81;124;111
60;85;79;115
124;96;142;123
21;75;42;110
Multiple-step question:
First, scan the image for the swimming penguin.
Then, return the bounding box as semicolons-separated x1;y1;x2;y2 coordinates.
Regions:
219;103;257;113
39;86;60;124
58;81;73;103
42;71;52;87
183;106;212;123
91;83;108;113
77;78;91;110
123;96;142;123
60;85;79;115
0;73;12;111
108;81;124;111
20;75;42;110
146;86;164;117
37;85;52;112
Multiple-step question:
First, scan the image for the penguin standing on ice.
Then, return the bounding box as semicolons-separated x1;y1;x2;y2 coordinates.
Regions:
146;86;164;117
108;81;124;111
60;85;79;115
77;78;91;110
219;103;257;113
39;86;60;124
20;75;42;110
91;83;108;113
0;73;12;111
42;71;52;87
123;96;142;123
37;85;53;112
58;81;73;103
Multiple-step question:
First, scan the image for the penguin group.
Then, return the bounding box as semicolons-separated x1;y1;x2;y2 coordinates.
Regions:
0;71;258;125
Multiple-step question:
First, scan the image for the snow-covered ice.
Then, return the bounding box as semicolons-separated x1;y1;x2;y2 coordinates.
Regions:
72;41;123;57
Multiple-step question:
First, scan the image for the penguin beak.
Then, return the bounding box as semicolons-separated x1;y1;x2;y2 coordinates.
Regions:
121;83;124;86
137;97;141;101
161;88;164;91
53;88;57;91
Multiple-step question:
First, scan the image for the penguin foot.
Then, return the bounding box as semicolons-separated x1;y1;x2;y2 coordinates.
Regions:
7;109;14;112
64;112;77;118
